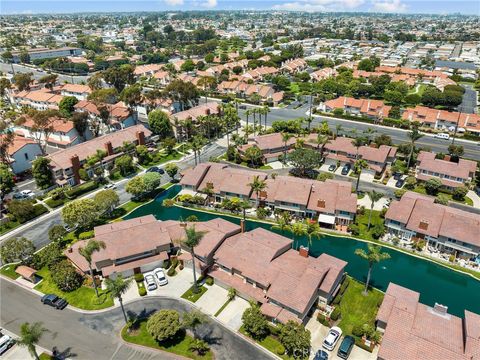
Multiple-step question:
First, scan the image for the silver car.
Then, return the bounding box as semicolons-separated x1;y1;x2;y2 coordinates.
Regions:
144;274;157;291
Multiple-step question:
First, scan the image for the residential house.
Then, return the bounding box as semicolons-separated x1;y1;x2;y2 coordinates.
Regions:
241;66;279;81
310;67;337;81
376;283;480;360
152;71;172;86
322;96;392;120
281;58;308;74
2;134;42;174
169;102;221;140
133;64;164;78
385;192;480;258
415;151;476;189
10;47;81;63
12;89;63;111
323;137;397;176
210;227;347;323
58;84;92;101
65;215;172;278
74;100;135;131
402;106;480;133
46;124;151;186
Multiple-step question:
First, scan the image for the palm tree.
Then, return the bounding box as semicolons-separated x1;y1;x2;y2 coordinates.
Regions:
335;124;343;138
248;175;267;208
78;239;106;297
17;322;49;360
251;108;257;136
281;132;292;166
290;221;307;250
354;159;369;193
315;133;329;159
355;244;391;294
304;219;322;246
183;225;206;294
245;109;250;138
351;137;366;160
182;310;207;339
263;105;270;131
272;212;291;235
363;128;376;144
104;275;133;324
191;136;204;165
367;190;383;229
305;116;313;132
406;125;423;170
197;76;216;104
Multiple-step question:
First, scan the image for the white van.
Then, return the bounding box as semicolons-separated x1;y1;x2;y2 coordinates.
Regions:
434;133;450;140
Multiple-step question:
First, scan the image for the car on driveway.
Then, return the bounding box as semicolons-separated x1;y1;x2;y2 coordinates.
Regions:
337;335;355;359
0;330;15;355
395;178;405;188
41;294;68;309
322;326;342;351
104;183;117;190
313;349;329;360
153;268;168;286
147;166;165;174
393;172;403;180
341;164;351;175
328;164;337;172
20;189;35;198
144;273;157;291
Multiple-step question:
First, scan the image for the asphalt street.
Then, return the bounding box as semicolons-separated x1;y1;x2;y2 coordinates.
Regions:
0;63;89;84
239;107;480;161
460;84;478;114
0;279;272;360
0;143;226;250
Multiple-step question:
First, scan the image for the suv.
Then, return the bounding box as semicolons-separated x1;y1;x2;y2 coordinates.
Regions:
322;326;342;351
337;335;355;359
0;330;14;355
341;164;351;175
144;274;157;291
328;164;337;172
41;294;68;309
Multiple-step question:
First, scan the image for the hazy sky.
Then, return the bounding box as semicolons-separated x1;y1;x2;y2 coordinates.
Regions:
1;0;479;15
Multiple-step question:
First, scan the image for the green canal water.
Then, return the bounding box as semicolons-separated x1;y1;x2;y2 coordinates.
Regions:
125;185;480;318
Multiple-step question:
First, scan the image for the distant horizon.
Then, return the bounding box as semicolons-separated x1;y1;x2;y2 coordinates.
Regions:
1;1;479;16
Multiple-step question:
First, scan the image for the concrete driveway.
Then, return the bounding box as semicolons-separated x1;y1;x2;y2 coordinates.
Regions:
147;267;194;298
216;296;251;331
195;284;228;315
358;195;390;210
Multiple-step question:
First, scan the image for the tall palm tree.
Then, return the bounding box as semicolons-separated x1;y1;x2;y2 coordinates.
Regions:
183;225;206;294
355;244;391;294
78;239;106;297
290;221;307;250
354;159;369;193
104;274;133;324
367;190;383;229
251;108;257;136
406;125;423;170
281;132;292;166
248;175;267;208
315;133;329;159
182;310;207;339
272;212;291;235
304;219;322;246
335;124;343;138
263;105;270;131
197;76;216;104
17;322;49;360
363;127;376;144
351;137;366;160
191;136;204;165
245;109;250;138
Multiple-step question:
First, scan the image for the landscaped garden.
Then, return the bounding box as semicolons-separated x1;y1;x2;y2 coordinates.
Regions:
348;209;385;241
181;285;208;303
0;263;19;279
239;325;294;360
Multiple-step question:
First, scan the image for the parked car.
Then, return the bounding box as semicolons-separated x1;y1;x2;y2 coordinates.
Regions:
63;223;77;232
147;166;165;174
328;164;337;172
12;192;26;200
322;326;342;351
393;172;402;180
144;274;157;291
0;330;15;355
395;178;405;188
239;104;247;110
41;294;68;309
104;183;117;190
153;268;168;286
337;335;355;359
20;189;35;198
434;133;450;140
313;349;329;360
341;164;351;175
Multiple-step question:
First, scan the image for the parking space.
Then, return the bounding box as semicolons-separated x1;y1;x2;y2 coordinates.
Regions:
386;174;406;189
357;195;390;210
195;284;228;315
216;296;250;331
147;267;194;298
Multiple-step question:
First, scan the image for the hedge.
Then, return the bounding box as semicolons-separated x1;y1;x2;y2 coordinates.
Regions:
205;277;214;286
330;307;341;321
44;197;66;208
317;313;330;326
78;231;94;240
17;204;49;224
134;273;145;282
66;181;99;199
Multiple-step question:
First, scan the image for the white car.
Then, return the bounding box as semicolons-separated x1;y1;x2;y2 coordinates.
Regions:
20;189;35;198
0;331;14;355
153;268;168;286
104;183;117;190
434;133;450;140
144;274;157;291
322;326;342;351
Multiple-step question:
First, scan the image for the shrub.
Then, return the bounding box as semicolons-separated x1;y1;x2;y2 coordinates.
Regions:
332;295;342;305
317;313;330;326
134;273;145;282
453;186;468;201
78;231;94;240
167;267;176;276
394;189;406;198
162;260;170;269
66;181;99;199
170;258;179;269
146;310;181;342
449;254;455;263
352;324;365;337
205;277;214;286
339;277;350;295
276;345;285;355
50;260;83;292
358;206;365;215
138;283;147;296
330;307;341;321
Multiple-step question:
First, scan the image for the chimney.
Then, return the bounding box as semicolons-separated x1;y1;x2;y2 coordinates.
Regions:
259;190;267;199
68;247;73;253
70;154;81;185
299;246;309;258
205;108;211;115
419;220;429;231
104;141;113;155
444;155;451;162
433;303;448;315
317;199;325;208
240;219;245;233
136;131;145;145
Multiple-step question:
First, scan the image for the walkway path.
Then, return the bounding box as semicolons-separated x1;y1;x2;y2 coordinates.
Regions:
467;190;480;209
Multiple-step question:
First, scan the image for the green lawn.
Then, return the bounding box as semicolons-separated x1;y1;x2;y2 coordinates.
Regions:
0;219;20;236
336;277;384;336
408;84;428;96
259;165;273;170
354;210;384;241
181;285;208;303
121;320;213;360
142;151;183;168
239;326;294;360
39;353;53;360
0;264;19;280
412;186;473;205
214;298;232;317
34;267;114;310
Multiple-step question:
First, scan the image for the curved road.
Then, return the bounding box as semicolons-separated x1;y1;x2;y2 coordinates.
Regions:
0;279;272;360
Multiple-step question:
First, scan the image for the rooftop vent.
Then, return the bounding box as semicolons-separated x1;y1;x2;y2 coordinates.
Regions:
433;303;448;315
317;199;326;208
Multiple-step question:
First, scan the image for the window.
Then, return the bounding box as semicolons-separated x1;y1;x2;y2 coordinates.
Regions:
24;153;29;160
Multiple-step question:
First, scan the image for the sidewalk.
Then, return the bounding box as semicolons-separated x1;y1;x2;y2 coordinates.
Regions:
467;190;480;209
